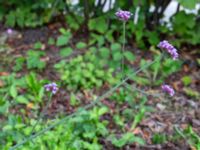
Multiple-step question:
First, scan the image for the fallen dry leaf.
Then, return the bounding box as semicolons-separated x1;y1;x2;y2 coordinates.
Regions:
132;127;141;135
0;72;9;76
27;103;34;109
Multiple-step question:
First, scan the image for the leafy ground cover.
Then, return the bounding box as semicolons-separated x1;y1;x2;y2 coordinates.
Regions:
0;14;200;150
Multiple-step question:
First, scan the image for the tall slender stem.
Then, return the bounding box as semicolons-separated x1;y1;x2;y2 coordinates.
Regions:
122;22;126;80
30;93;53;135
10;55;162;150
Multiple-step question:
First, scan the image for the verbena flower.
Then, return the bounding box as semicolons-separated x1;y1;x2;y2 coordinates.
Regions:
158;40;178;60
162;84;175;96
7;28;13;34
115;10;132;21
44;82;58;94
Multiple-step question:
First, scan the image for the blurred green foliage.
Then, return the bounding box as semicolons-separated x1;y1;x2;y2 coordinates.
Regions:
54;51;116;90
1;0;200;47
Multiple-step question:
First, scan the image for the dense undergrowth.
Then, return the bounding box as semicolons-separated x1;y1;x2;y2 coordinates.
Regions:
0;0;200;150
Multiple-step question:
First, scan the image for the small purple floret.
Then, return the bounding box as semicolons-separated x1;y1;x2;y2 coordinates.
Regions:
162;84;175;96
44;82;58;94
115;10;132;21
158;40;179;60
7;28;13;34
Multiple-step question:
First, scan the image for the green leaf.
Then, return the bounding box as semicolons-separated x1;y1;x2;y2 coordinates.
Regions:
34;42;43;49
16;96;29;104
177;0;197;9
70;93;79;106
131;108;146;129
56;35;69;46
5;12;15;27
0;101;9;114
145;31;159;45
113;52;122;61
152;133;167;144
10;85;17;98
56;31;72;46
26;50;46;70
59;28;67;34
124;51;135;61
99;47;110;58
14;57;25;72
183;88;200;99
111;133;143;147
88;17;108;33
59;47;73;57
111;43;121;51
182;76;192;86
76;42;87;49
38;88;44;101
98;107;108;116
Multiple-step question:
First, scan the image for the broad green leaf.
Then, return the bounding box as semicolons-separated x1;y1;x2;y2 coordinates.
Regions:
88;17;108;33
177;0;197;9
56;35;68;46
0;101;9;114
10;85;17;98
113;52;122;61
98;107;108;116
99;47;110;58
124;51;135;61
5;12;15;27
59;47;73;57
111;43;121;51
76;42;87;49
16;96;29;104
56;31;72;46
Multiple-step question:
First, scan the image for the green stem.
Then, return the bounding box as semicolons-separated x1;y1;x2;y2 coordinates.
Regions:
30;93;53;135
9;55;162;150
124;83;161;97
122;22;126;80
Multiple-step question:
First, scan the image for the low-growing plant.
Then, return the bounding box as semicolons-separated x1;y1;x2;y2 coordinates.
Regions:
0;72;45;108
1;107;109;150
7;8;185;150
14;49;46;71
54;51;117;90
131;54;182;85
26;50;46;70
175;126;200;150
152;133;167;144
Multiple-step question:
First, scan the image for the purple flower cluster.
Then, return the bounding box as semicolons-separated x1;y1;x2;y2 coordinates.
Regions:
162;84;175;96
158;40;178;60
115;10;132;21
44;83;58;94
